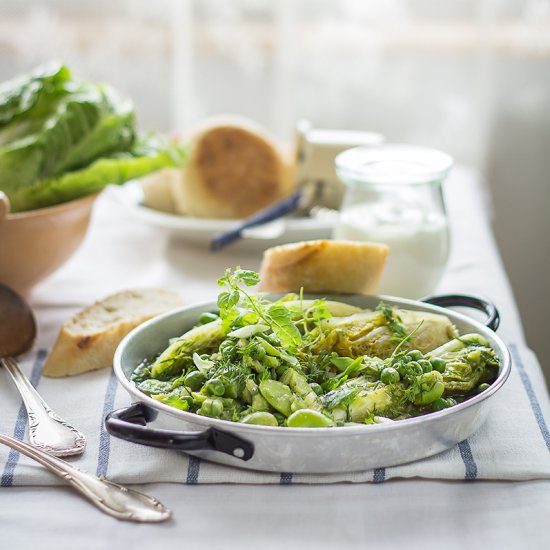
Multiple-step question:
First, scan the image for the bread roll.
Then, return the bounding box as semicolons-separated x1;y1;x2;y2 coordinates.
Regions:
140;169;178;213
43;289;184;377
258;240;389;295
172;116;293;219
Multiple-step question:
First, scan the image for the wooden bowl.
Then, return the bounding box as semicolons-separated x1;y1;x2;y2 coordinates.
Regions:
0;192;98;295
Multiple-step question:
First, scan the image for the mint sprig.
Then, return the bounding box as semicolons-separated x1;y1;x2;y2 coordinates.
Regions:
217;267;301;351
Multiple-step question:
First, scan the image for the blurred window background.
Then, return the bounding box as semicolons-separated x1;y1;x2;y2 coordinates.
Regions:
1;0;548;378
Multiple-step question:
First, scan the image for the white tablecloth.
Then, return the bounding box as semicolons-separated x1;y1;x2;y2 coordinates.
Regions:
1;167;549;549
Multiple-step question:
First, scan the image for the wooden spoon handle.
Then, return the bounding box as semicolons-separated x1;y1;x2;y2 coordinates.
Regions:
0;191;10;222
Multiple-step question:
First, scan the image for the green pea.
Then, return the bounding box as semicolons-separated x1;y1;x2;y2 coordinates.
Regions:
430;358;446;373
240;412;278;426
408;350;424;361
477;383;490;393
199;312;219;325
287;409;336;428
205;377;225;396
432;397;455;412
419;359;433;373
184;370;207;392
310;382;323;396
380;367;400;385
219;340;237;360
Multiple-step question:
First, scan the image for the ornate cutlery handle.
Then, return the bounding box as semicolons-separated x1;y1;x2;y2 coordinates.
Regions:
0;432;171;523
1;357;86;456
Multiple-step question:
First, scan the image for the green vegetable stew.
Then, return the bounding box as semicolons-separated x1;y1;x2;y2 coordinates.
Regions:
132;268;500;428
0;63;185;212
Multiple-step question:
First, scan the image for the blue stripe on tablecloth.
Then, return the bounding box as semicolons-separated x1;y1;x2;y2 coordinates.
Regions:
280;472;293;484
1;349;47;487
373;467;386;483
96;369;119;478
186;456;201;484
457;439;478;480
510;343;550;453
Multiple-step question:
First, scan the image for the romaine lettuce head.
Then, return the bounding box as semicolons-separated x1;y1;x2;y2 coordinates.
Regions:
0;62;185;212
312;309;457;358
428;334;500;394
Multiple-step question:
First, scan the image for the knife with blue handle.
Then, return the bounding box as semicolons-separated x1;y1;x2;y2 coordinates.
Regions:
210;189;303;252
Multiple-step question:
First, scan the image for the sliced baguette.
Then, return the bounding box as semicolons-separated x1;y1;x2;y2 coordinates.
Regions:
258;240;389;295
43;289;184;378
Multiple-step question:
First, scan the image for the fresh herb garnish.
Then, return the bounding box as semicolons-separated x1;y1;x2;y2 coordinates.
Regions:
376;302;408;340
217;267;301;351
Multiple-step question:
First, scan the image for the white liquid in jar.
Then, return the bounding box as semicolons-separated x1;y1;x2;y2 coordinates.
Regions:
334;202;449;298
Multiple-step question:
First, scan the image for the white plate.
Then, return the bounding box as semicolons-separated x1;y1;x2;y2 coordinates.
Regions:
105;182;335;250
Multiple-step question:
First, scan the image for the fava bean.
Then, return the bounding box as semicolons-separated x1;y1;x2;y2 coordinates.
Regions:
224;380;239;399
287;409;336;427
184;370;207;392
240;411;278;426
259;379;293;417
263;355;280;369
412;371;445;405
199;397;224;417
257;337;280;357
199;312;219;325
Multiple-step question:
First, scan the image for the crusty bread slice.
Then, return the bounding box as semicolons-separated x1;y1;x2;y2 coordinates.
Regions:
171;115;293;219
43;289;184;378
258;240;389;295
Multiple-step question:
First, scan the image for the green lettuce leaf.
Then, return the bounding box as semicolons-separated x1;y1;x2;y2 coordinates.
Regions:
10;135;185;211
0;62;70;127
0;63;185;212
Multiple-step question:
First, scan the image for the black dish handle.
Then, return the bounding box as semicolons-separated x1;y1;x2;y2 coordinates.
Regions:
422;294;500;332
105;403;254;461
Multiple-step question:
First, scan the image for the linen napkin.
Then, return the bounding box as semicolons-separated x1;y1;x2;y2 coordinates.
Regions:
1;341;549;487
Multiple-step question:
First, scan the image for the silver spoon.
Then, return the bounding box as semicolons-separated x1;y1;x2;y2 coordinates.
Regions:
0;283;86;456
0;432;171;522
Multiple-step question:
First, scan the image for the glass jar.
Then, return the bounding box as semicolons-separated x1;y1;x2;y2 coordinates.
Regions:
334;144;453;299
